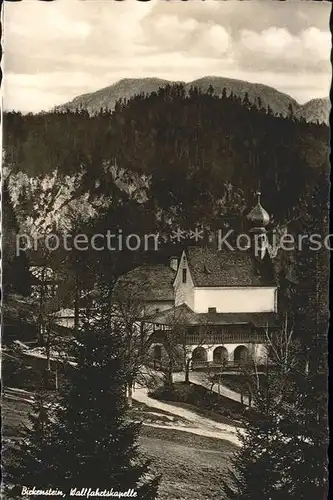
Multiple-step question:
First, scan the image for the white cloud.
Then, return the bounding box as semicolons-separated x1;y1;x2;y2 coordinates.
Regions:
5;1;91;41
240;28;294;58
238;26;330;69
3;0;331;112
142;14;199;52
301;27;331;61
192;24;230;57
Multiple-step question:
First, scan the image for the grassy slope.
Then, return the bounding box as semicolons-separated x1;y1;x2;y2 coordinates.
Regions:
3;392;236;500
140;427;235;500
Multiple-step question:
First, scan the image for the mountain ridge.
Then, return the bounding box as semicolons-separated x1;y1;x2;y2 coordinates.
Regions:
55;76;328;124
56;76;299;117
294;97;330;124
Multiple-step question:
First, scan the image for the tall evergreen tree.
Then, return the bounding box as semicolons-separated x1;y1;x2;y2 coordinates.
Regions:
221;325;327;500
6;295;159;499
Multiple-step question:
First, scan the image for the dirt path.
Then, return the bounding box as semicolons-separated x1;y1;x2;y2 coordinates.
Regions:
133;387;241;446
5;386;242;446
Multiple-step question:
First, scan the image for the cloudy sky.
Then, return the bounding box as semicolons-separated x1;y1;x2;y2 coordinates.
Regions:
4;0;331;113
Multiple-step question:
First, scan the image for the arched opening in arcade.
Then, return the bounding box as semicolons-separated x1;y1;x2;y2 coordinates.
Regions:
213;346;229;364
234;345;250;363
192;346;208;363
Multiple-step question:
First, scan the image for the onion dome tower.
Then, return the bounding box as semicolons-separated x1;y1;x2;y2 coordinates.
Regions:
246;192;270;260
246;192;270;228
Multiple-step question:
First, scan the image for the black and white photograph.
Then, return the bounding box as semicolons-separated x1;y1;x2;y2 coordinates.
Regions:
1;1;330;499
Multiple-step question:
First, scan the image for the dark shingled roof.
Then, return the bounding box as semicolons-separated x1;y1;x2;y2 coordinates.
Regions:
144;304;279;327
116;264;175;301
186;246;275;287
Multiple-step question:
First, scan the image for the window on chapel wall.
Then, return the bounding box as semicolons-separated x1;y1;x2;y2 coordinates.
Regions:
182;268;187;283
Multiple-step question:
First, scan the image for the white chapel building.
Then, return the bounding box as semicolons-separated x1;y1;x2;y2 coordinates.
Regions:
120;195;283;369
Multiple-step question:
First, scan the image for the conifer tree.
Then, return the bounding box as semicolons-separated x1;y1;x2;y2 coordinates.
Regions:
6;390;58;494
221;325;327;500
6;295;159;499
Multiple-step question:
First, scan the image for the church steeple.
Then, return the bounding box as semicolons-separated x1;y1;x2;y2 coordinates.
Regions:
246;192;270;260
246;192;270;228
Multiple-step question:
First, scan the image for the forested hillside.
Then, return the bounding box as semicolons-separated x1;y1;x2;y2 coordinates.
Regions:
4;83;329;232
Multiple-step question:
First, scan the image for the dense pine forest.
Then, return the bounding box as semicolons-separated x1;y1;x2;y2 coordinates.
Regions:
4;84;329;227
